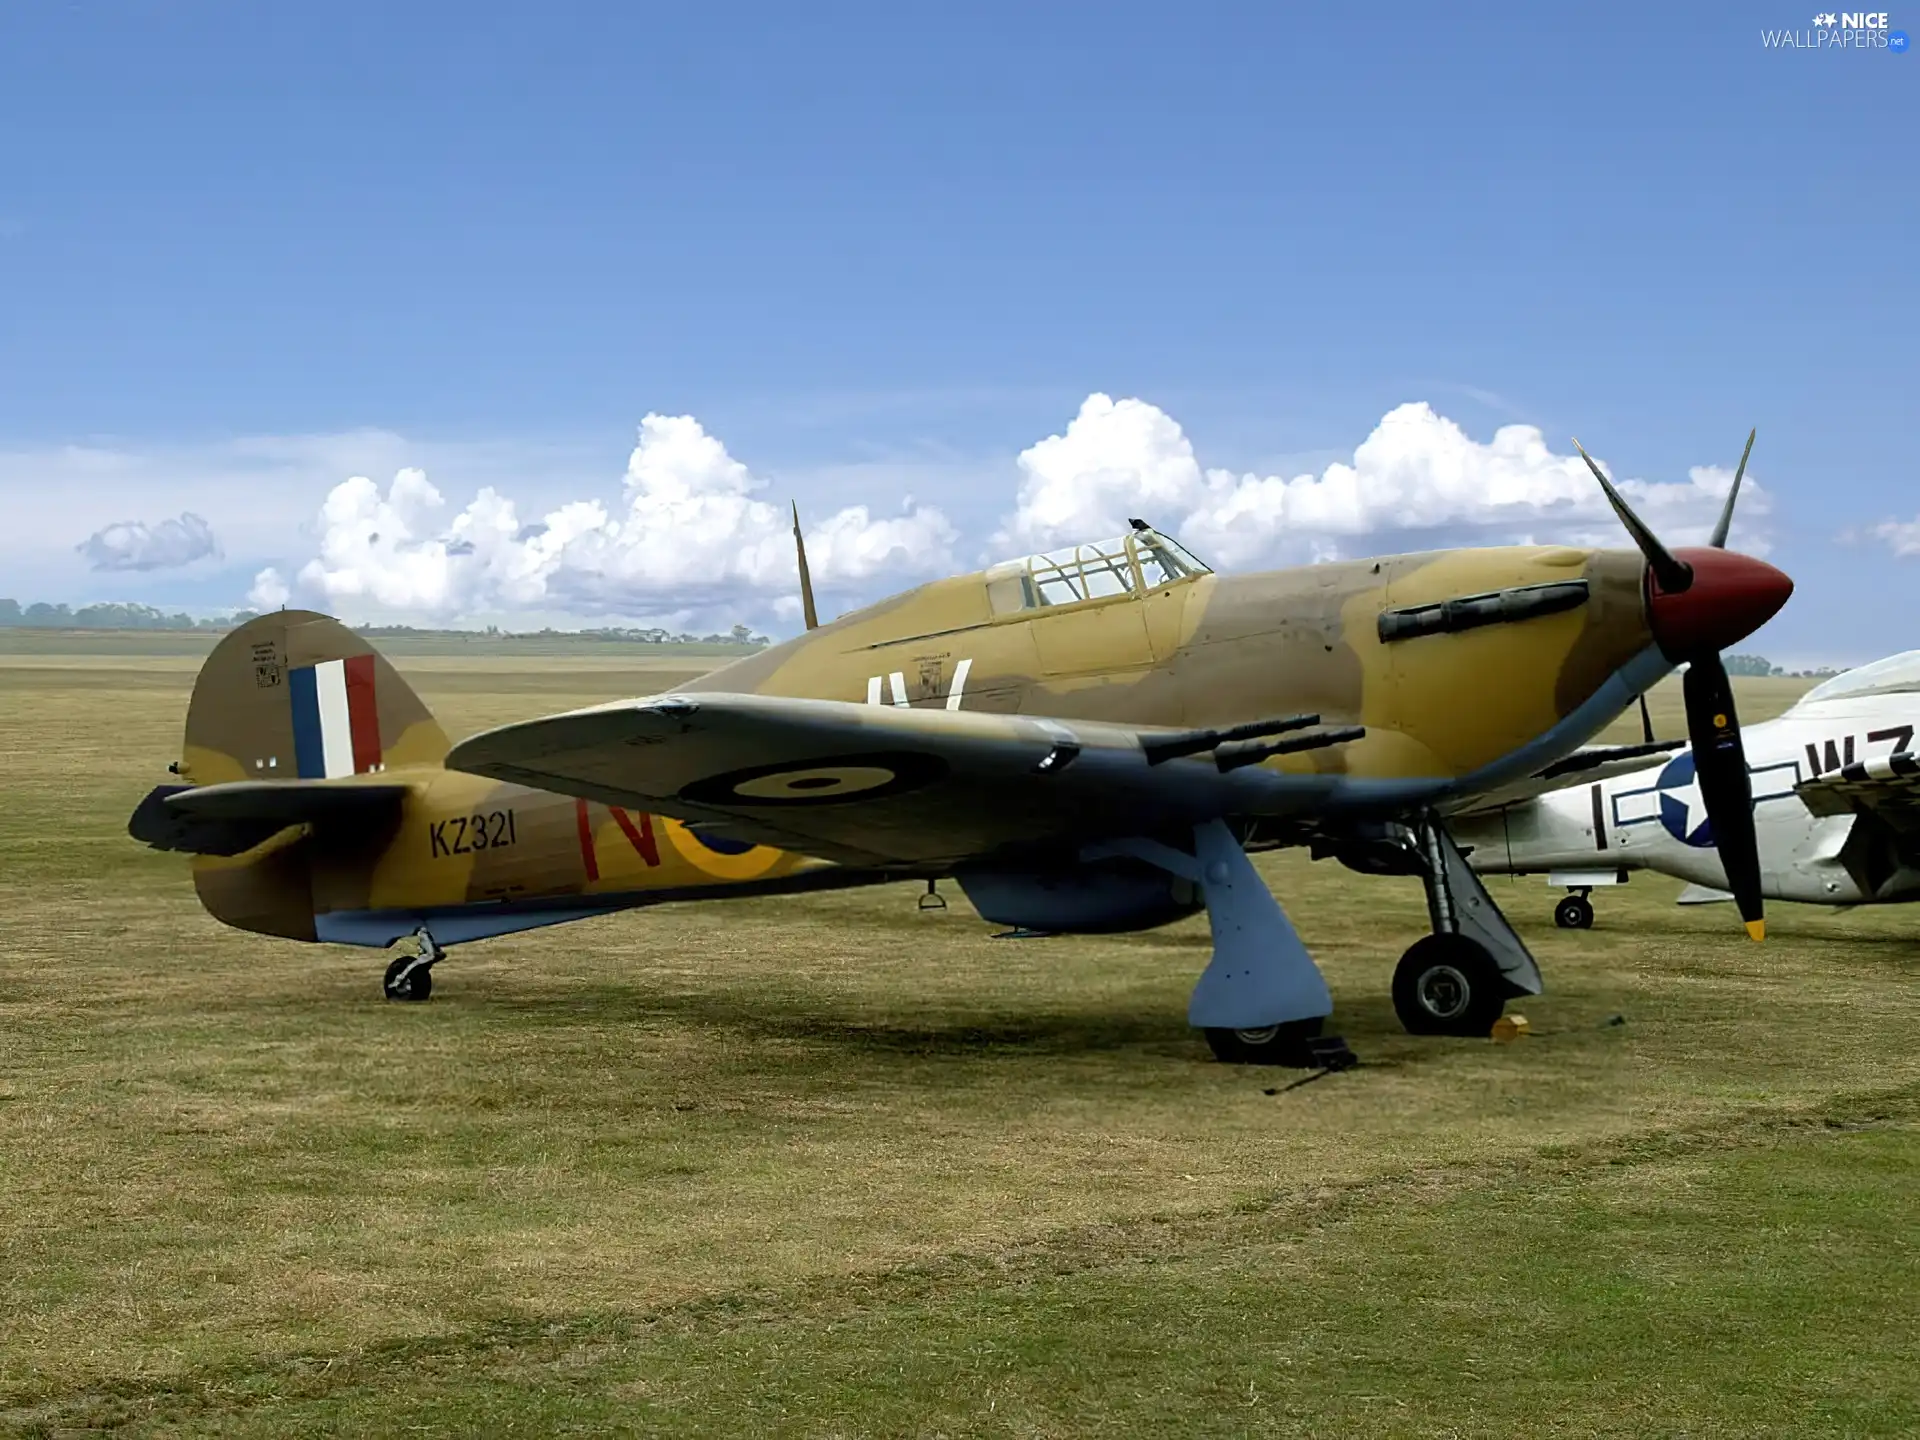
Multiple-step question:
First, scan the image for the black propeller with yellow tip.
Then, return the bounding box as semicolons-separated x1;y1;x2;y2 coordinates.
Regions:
1573;428;1787;941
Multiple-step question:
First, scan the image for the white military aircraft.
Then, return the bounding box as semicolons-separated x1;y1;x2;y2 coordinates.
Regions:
1451;650;1920;928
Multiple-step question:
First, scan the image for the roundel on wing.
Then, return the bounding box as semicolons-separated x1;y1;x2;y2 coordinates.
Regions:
660;818;784;881
682;826;756;856
678;751;949;808
1654;752;1716;848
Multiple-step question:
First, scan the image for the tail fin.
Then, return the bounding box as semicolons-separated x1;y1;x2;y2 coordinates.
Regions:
180;610;448;787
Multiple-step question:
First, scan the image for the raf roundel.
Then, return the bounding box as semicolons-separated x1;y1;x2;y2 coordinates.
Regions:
661;818;785;882
680;751;949;808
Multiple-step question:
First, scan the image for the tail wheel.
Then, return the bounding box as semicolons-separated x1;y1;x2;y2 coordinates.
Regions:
1392;935;1507;1037
1203;1017;1324;1066
382;956;433;1003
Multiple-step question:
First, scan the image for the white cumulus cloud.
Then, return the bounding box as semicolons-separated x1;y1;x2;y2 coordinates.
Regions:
1871;516;1920;557
1000;395;1771;569
232;394;1780;627
77;512;221;571
247;567;291;609
259;414;956;625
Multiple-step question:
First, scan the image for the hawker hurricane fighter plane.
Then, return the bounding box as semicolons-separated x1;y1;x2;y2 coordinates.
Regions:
133;434;1791;1062
1455;648;1920;927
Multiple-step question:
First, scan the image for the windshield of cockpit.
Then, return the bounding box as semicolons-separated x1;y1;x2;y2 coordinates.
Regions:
1792;650;1920;708
983;527;1212;614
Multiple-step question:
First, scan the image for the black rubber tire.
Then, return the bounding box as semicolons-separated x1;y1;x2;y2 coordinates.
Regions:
382;956;433;1002
1554;895;1595;930
1203;1017;1325;1066
1391;935;1507;1037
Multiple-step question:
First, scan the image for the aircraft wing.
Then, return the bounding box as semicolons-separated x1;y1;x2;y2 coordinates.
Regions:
1795;750;1920;838
1441;739;1684;816
445;692;1421;869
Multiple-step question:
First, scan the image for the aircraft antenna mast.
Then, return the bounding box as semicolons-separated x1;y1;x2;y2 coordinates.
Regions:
792;501;819;631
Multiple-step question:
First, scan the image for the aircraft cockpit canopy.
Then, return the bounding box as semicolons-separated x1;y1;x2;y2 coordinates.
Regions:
1792;649;1920;708
982;521;1212;615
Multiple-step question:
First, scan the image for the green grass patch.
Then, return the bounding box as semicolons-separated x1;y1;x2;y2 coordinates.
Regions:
1;652;1915;1436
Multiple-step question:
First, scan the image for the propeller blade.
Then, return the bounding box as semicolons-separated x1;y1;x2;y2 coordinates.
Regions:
1638;692;1656;745
1682;655;1765;940
1708;428;1757;550
1573;438;1694;594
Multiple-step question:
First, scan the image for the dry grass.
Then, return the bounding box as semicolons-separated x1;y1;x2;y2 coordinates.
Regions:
0;644;1914;1435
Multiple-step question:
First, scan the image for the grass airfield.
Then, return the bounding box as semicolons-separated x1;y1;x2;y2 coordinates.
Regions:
0;637;1915;1437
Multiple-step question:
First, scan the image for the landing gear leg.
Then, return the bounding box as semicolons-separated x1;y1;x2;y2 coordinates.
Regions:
1393;814;1541;1037
383;926;443;1002
1085;820;1334;1066
1554;889;1596;930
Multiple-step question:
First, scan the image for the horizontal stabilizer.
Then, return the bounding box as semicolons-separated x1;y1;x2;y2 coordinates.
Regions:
129;780;411;856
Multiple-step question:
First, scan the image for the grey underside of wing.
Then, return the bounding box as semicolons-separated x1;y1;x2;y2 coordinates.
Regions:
446;692;1440;868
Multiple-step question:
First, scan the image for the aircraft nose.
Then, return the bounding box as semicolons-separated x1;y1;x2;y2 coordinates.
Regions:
1646;547;1794;660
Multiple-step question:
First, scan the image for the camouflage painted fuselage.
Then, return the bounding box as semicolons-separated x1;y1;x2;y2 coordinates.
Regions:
685;545;1660;785
167;542;1664;947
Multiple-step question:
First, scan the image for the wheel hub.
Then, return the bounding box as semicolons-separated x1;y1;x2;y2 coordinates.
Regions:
1417;964;1472;1020
1232;1025;1280;1045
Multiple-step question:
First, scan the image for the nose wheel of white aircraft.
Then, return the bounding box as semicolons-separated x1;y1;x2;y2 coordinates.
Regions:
1553;891;1596;930
382;927;443;1002
1391;935;1509;1037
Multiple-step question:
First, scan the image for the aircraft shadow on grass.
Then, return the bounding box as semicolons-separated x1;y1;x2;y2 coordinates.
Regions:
452;981;1434;1070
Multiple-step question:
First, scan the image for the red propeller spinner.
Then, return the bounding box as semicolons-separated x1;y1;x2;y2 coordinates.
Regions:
1574;428;1787;942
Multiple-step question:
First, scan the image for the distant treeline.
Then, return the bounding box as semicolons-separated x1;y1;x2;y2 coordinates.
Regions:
0;599;769;647
361;623;771;647
0;599;253;631
1725;653;1838;679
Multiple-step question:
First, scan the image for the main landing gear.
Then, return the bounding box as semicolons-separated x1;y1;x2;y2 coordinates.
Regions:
1091;813;1545;1061
1389;815;1544;1037
1085;820;1336;1067
1554;890;1596;930
382;926;443;1002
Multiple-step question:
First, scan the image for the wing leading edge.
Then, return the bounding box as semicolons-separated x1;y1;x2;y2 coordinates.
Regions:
1442;739;1687;817
446;692;1432;868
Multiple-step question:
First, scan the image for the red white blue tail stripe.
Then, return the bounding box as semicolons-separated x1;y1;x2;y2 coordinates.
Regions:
289;655;382;778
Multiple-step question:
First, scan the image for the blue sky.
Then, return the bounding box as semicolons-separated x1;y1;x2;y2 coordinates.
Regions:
0;2;1912;662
